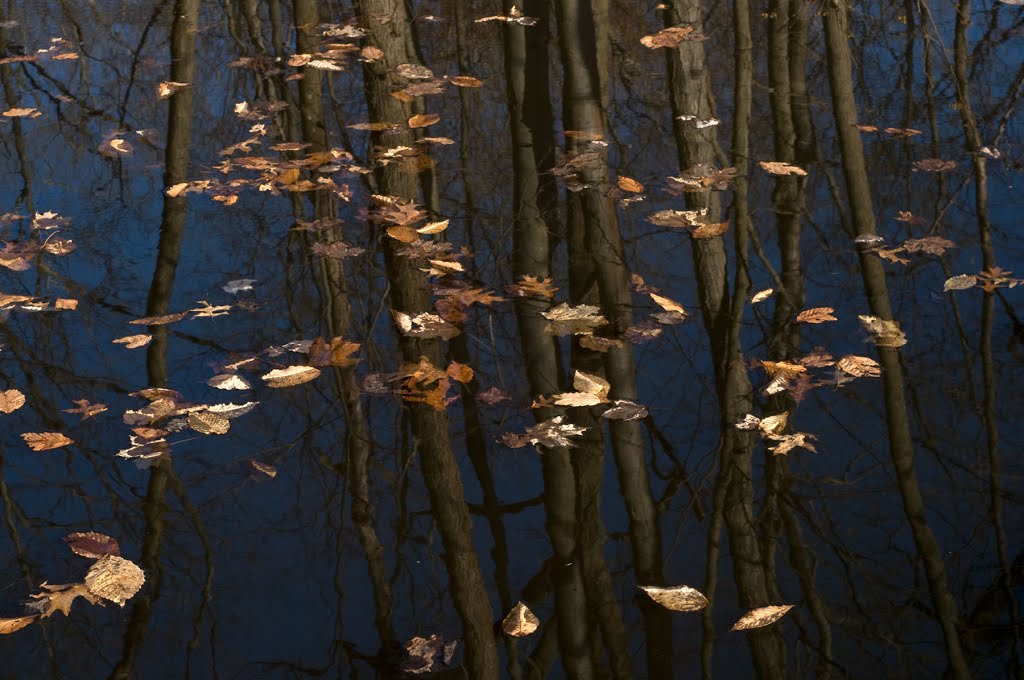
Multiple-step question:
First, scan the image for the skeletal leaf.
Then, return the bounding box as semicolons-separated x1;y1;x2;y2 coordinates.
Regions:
502;601;540;637
188;411;230;435
639;585;709;612
796;307;837;324
0;389;25;414
731;604;795;631
207;374;252;390
84;555;145;606
65;532;120;559
21;432;73;451
262;365;321;388
113;334;152;349
759;161;807;176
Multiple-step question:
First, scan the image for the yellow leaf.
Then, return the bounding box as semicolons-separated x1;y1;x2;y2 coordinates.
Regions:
501;601;540;637
408;113;440;128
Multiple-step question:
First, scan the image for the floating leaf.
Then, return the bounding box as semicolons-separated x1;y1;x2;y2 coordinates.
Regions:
750;288;774;304
641;25;701;48
189;300;232;318
393;311;461;340
759;161;807;176
691;221;729;239
307;337;361;367
250;460;277;478
757;413;788;437
65;532;121;559
796;307;837;324
640;585;709;612
767;432;817;456
188;411;230;435
29;582;99;618
542;303;607;336
858;315;908;348
395;63;434;79
601;400;648;421
0;389;25;414
475;6;538;25
650;292;687;317
617;176;644;193
476;386;510;405
731;605;795;631
222;279;256;294
408;113;440;128
943;274;976;292
63;399;107;420
205;401;259;419
113;334;152;349
262;365;321;388
207;374;252;390
836;355;880;377
84;555;145;607
502;601;540;637
0;615;37;634
502;415;587;449
397;634;459;675
21;432;73;451
449;76;483;87
3;107;41;118
914;158;957;172
129;311;188;326
157;81;190;99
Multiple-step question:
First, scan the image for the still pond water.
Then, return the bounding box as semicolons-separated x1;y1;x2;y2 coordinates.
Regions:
1;0;1024;678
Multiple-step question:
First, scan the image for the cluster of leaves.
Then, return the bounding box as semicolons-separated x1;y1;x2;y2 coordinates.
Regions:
362;356;474;411
0;534;143;635
639;584;794;632
860;233;957;265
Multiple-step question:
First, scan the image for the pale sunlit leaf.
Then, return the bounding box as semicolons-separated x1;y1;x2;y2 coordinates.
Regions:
501;601;540;637
640;585;709;612
731;605;795;631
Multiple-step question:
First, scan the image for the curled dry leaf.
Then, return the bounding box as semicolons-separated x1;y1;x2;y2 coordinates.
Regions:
65;532;120;559
731;604;795;631
408;113;440;128
416;219;449;234
650;292;686;317
114;334;153;349
502;601;540;637
617;176;644;193
250;460;277;478
0;388;25;414
360;46;384;61
796;307;837;324
21;432;73;451
262;365;321;388
84;555;145;607
768;432;817;456
157;81;190;99
3;107;41;118
639;585;709;612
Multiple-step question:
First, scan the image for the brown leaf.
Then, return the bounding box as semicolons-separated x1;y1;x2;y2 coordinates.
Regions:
446;361;474;384
65;532;121;559
0;389;25;414
408;113;440;128
113;334;153;349
3;107;41;118
386;225;420;243
502;601;540;637
617;176;644;193
449;75;483;87
913;158;957;172
360;46;384;61
542;303;608;336
29;582;99;618
308;337;361;367
639;585;709;612
54;298;78;310
63;399;108;420
836;355;881;377
796;307;837;324
650;293;686;316
21;432;73;451
641;25;700;48
0;615;37;634
507;275;558;299
731;604;795;631
768;432;817;455
395;63;434;79
416;219;449;234
943;274;976;292
188;411;230;435
128;311;188;326
156;81;190;99
85;555;145;606
691;221;729;239
250;460;278;478
262;365;321;388
759;161;807;176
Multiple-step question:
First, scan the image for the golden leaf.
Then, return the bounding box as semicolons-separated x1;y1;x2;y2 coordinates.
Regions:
449;76;483;87
691;221;729;239
3;107;41;118
0;615;37;634
30;582;99;618
617;176;644;193
836;355;881;377
408;113;440;128
731;604;795;631
650;292;686;315
262;365;321;388
446;361;474;384
386;225;420;243
113;334;153;349
641;26;697;48
0;389;25;414
21;432;73;451
54;298;78;310
188;411;230;435
360;46;384;61
85;555;145;606
750;288;774;304
501;601;539;637
796;307;837;324
759;161;807;176
639;585;709;612
416;219;449;234
757;412;788;437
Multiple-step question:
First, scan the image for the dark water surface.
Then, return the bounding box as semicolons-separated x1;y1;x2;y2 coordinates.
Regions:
1;0;1023;677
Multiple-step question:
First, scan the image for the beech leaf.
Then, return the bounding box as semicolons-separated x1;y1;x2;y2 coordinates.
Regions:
731;605;795;631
